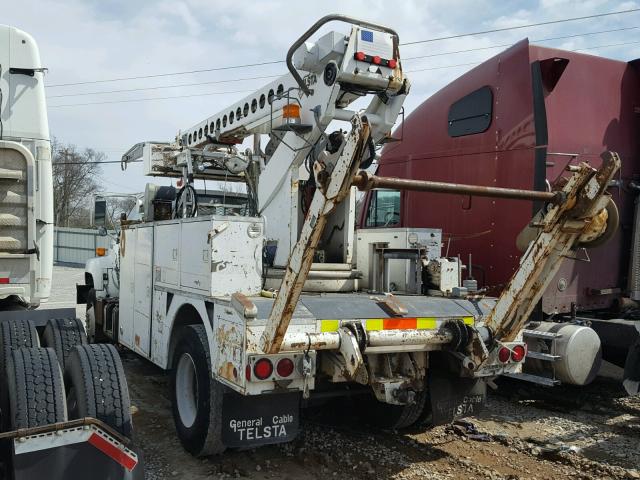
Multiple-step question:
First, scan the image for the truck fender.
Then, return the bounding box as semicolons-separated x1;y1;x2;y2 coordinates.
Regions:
161;299;215;371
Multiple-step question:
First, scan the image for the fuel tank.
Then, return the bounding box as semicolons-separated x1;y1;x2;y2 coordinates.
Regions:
525;321;602;386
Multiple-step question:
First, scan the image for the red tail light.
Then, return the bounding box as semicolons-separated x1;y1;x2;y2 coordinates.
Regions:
355;51;366;61
372;55;381;65
276;358;294;378
253;358;273;380
0;278;9;284
245;364;251;381
498;347;510;363
388;59;397;68
511;345;526;362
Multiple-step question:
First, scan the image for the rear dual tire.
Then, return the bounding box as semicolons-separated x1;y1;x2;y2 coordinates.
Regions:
65;344;133;438
170;325;225;456
5;347;68;429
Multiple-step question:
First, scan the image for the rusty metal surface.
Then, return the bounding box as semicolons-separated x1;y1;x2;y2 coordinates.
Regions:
471;152;621;368
352;171;563;204
260;118;371;354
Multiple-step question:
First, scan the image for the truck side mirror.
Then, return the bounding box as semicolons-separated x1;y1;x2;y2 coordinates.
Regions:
93;197;107;227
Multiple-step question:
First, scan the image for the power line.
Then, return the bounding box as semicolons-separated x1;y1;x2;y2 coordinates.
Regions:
404;25;640;61
54;160;142;165
406;39;640;74
47;25;638;100
49;89;255;108
401;8;640;46
47;74;281;98
45;8;639;88
49;38;640;108
47;60;283;88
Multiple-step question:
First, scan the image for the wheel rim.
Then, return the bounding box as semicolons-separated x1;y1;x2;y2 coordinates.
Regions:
176;353;199;428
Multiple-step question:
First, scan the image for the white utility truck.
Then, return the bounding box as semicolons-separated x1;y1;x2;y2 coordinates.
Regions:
0;24;143;479
79;15;619;457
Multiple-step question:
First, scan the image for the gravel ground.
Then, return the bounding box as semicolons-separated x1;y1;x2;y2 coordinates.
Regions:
51;265;640;480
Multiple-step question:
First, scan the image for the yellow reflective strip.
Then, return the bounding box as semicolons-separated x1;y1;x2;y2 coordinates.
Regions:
366;319;384;331
320;320;340;332
463;316;474;326
417;317;437;329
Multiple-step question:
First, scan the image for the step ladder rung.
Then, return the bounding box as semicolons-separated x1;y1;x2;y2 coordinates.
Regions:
526;351;561;362
502;372;561;386
523;329;562;340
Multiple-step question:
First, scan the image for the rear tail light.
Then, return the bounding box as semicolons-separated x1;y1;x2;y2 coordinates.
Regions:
253;358;273;380
388;58;397;68
0;277;9;284
276;358;295;378
498;347;510;363
511;345;526;362
372;55;381;65
245;365;251;381
355;51;366;61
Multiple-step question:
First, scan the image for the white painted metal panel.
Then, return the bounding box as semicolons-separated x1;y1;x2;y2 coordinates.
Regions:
153;222;180;287
180;220;211;292
133;226;153;356
118;227;136;349
209;217;263;297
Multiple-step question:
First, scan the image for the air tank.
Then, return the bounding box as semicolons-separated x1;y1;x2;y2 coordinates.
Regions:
525;321;602;386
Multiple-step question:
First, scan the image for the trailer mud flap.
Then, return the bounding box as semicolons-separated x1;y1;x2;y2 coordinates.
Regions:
428;372;486;425
9;425;143;480
222;392;300;448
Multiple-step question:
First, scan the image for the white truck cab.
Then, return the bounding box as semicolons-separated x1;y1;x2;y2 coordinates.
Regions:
0;24;53;308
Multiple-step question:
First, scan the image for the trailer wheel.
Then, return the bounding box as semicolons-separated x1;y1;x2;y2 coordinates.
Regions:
65;344;132;438
361;390;427;430
0;319;40;375
6;347;67;429
170;324;225;456
0;319;40;430
42;318;88;370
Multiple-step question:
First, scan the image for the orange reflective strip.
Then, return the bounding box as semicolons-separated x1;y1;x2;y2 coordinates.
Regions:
383;318;417;330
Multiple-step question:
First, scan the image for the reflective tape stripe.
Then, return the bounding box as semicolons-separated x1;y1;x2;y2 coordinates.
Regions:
383;318;417;330
366;318;384;331
417;317;437;329
320;319;339;332
319;316;474;332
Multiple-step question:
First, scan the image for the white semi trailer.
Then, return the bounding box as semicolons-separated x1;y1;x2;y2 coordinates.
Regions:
79;15;619;457
0;25;144;479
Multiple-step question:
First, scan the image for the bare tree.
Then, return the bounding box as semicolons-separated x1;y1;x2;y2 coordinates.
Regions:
52;138;103;227
106;197;137;228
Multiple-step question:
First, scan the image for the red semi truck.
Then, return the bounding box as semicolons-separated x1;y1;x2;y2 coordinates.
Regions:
360;39;640;393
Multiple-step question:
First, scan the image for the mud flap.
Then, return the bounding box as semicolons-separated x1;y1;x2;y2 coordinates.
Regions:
221;391;300;448
623;336;640;395
8;425;143;480
428;372;486;425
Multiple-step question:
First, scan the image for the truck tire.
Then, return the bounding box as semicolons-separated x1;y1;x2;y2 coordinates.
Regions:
361;390;427;430
0;319;40;430
65;344;132;438
0;319;40;375
42;318;88;370
170;324;225;456
5;347;68;429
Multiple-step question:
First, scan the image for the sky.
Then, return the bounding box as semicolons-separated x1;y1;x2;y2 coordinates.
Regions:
3;0;640;193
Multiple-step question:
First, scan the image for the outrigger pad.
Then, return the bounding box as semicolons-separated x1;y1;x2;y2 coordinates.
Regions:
221;391;300;448
428;371;486;425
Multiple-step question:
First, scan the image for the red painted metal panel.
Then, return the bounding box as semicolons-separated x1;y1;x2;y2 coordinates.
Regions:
368;39;640;314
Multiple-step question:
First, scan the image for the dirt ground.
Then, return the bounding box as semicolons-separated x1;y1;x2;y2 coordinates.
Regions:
49;266;640;480
124;352;640;480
